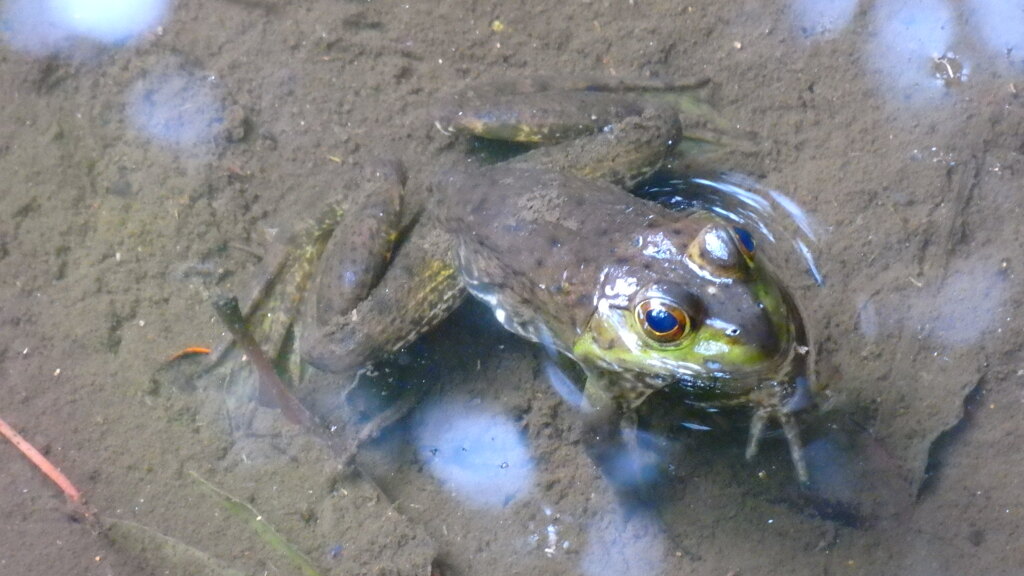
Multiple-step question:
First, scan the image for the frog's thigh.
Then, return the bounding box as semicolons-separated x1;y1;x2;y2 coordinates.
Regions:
301;219;466;373
308;160;405;323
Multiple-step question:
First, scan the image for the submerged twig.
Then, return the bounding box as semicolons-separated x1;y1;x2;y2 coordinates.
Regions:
210;293;410;471
211;294;316;429
0;413;93;521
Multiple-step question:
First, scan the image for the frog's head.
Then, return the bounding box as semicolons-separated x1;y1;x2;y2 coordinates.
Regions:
573;219;812;412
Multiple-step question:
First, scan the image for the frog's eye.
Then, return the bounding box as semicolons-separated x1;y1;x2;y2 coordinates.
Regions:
635;298;691;343
686;223;753;280
733;226;756;258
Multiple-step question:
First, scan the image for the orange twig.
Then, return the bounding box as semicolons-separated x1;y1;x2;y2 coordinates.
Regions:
0;415;83;505
167;346;212;362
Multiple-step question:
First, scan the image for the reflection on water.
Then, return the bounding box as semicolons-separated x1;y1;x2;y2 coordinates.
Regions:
414;400;534;509
127;70;227;155
0;0;1019;571
791;0;1024;104
869;0;957;97
1;0;168;53
541;357;585;409
803;436;860;502
791;0;857;38
967;0;1024;59
858;254;1007;346
597;428;674;492
48;0;168;42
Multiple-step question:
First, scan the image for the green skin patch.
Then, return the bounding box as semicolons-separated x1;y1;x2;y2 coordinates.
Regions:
571;267;797;410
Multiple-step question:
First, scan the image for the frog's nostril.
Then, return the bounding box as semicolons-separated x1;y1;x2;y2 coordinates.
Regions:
725;327;741;337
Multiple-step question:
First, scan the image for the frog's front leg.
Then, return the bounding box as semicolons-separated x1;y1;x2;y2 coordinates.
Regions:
744;377;814;485
579;373;664;490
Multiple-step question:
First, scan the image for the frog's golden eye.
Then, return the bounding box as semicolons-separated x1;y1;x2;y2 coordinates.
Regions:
733;226;756;258
635;298;691;343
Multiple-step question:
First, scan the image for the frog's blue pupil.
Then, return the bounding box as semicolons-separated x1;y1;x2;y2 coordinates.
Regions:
733;226;755;253
645;308;679;333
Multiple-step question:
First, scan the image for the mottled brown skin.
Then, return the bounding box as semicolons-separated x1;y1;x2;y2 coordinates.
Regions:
251;78;814;485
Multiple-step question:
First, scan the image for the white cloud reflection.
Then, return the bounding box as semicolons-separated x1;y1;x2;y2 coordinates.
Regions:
415;401;534;509
2;0;169;54
786;0;1024;104
857;255;1007;347
126;70;226;154
967;0;1024;59
868;0;957;97
50;0;167;42
791;0;859;38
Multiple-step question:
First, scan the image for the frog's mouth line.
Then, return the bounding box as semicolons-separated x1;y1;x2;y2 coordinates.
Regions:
672;371;813;414
574;299;815;412
671;318;815;413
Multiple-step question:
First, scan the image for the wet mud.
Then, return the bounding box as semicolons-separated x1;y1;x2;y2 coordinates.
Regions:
1;1;1022;575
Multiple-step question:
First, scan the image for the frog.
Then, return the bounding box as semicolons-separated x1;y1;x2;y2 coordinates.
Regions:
225;77;816;485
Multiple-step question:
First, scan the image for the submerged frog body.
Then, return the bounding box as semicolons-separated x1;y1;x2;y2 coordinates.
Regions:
236;78;815;484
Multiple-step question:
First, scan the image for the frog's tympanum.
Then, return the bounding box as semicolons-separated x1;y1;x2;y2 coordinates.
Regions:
235;78;815;485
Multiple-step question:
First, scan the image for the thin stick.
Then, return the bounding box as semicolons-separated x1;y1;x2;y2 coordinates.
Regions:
211;295;316;429
0;414;83;504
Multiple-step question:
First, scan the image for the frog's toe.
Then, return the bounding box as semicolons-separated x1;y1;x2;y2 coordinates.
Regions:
746;405;809;485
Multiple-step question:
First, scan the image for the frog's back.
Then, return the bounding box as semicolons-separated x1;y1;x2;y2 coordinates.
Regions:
435;163;704;348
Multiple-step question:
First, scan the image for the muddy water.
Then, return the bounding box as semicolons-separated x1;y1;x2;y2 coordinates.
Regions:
1;1;1022;575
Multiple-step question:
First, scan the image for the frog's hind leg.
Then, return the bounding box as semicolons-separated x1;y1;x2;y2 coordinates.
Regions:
436;77;714;187
435;76;709;146
203;159;407;434
308;161;406;320
212;161;406;381
300;215;466;374
300;215;466;457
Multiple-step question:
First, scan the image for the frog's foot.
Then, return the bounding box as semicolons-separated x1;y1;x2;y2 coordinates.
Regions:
745;390;810;486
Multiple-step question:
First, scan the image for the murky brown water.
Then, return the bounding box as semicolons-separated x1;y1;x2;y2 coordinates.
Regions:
1;1;1022;575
